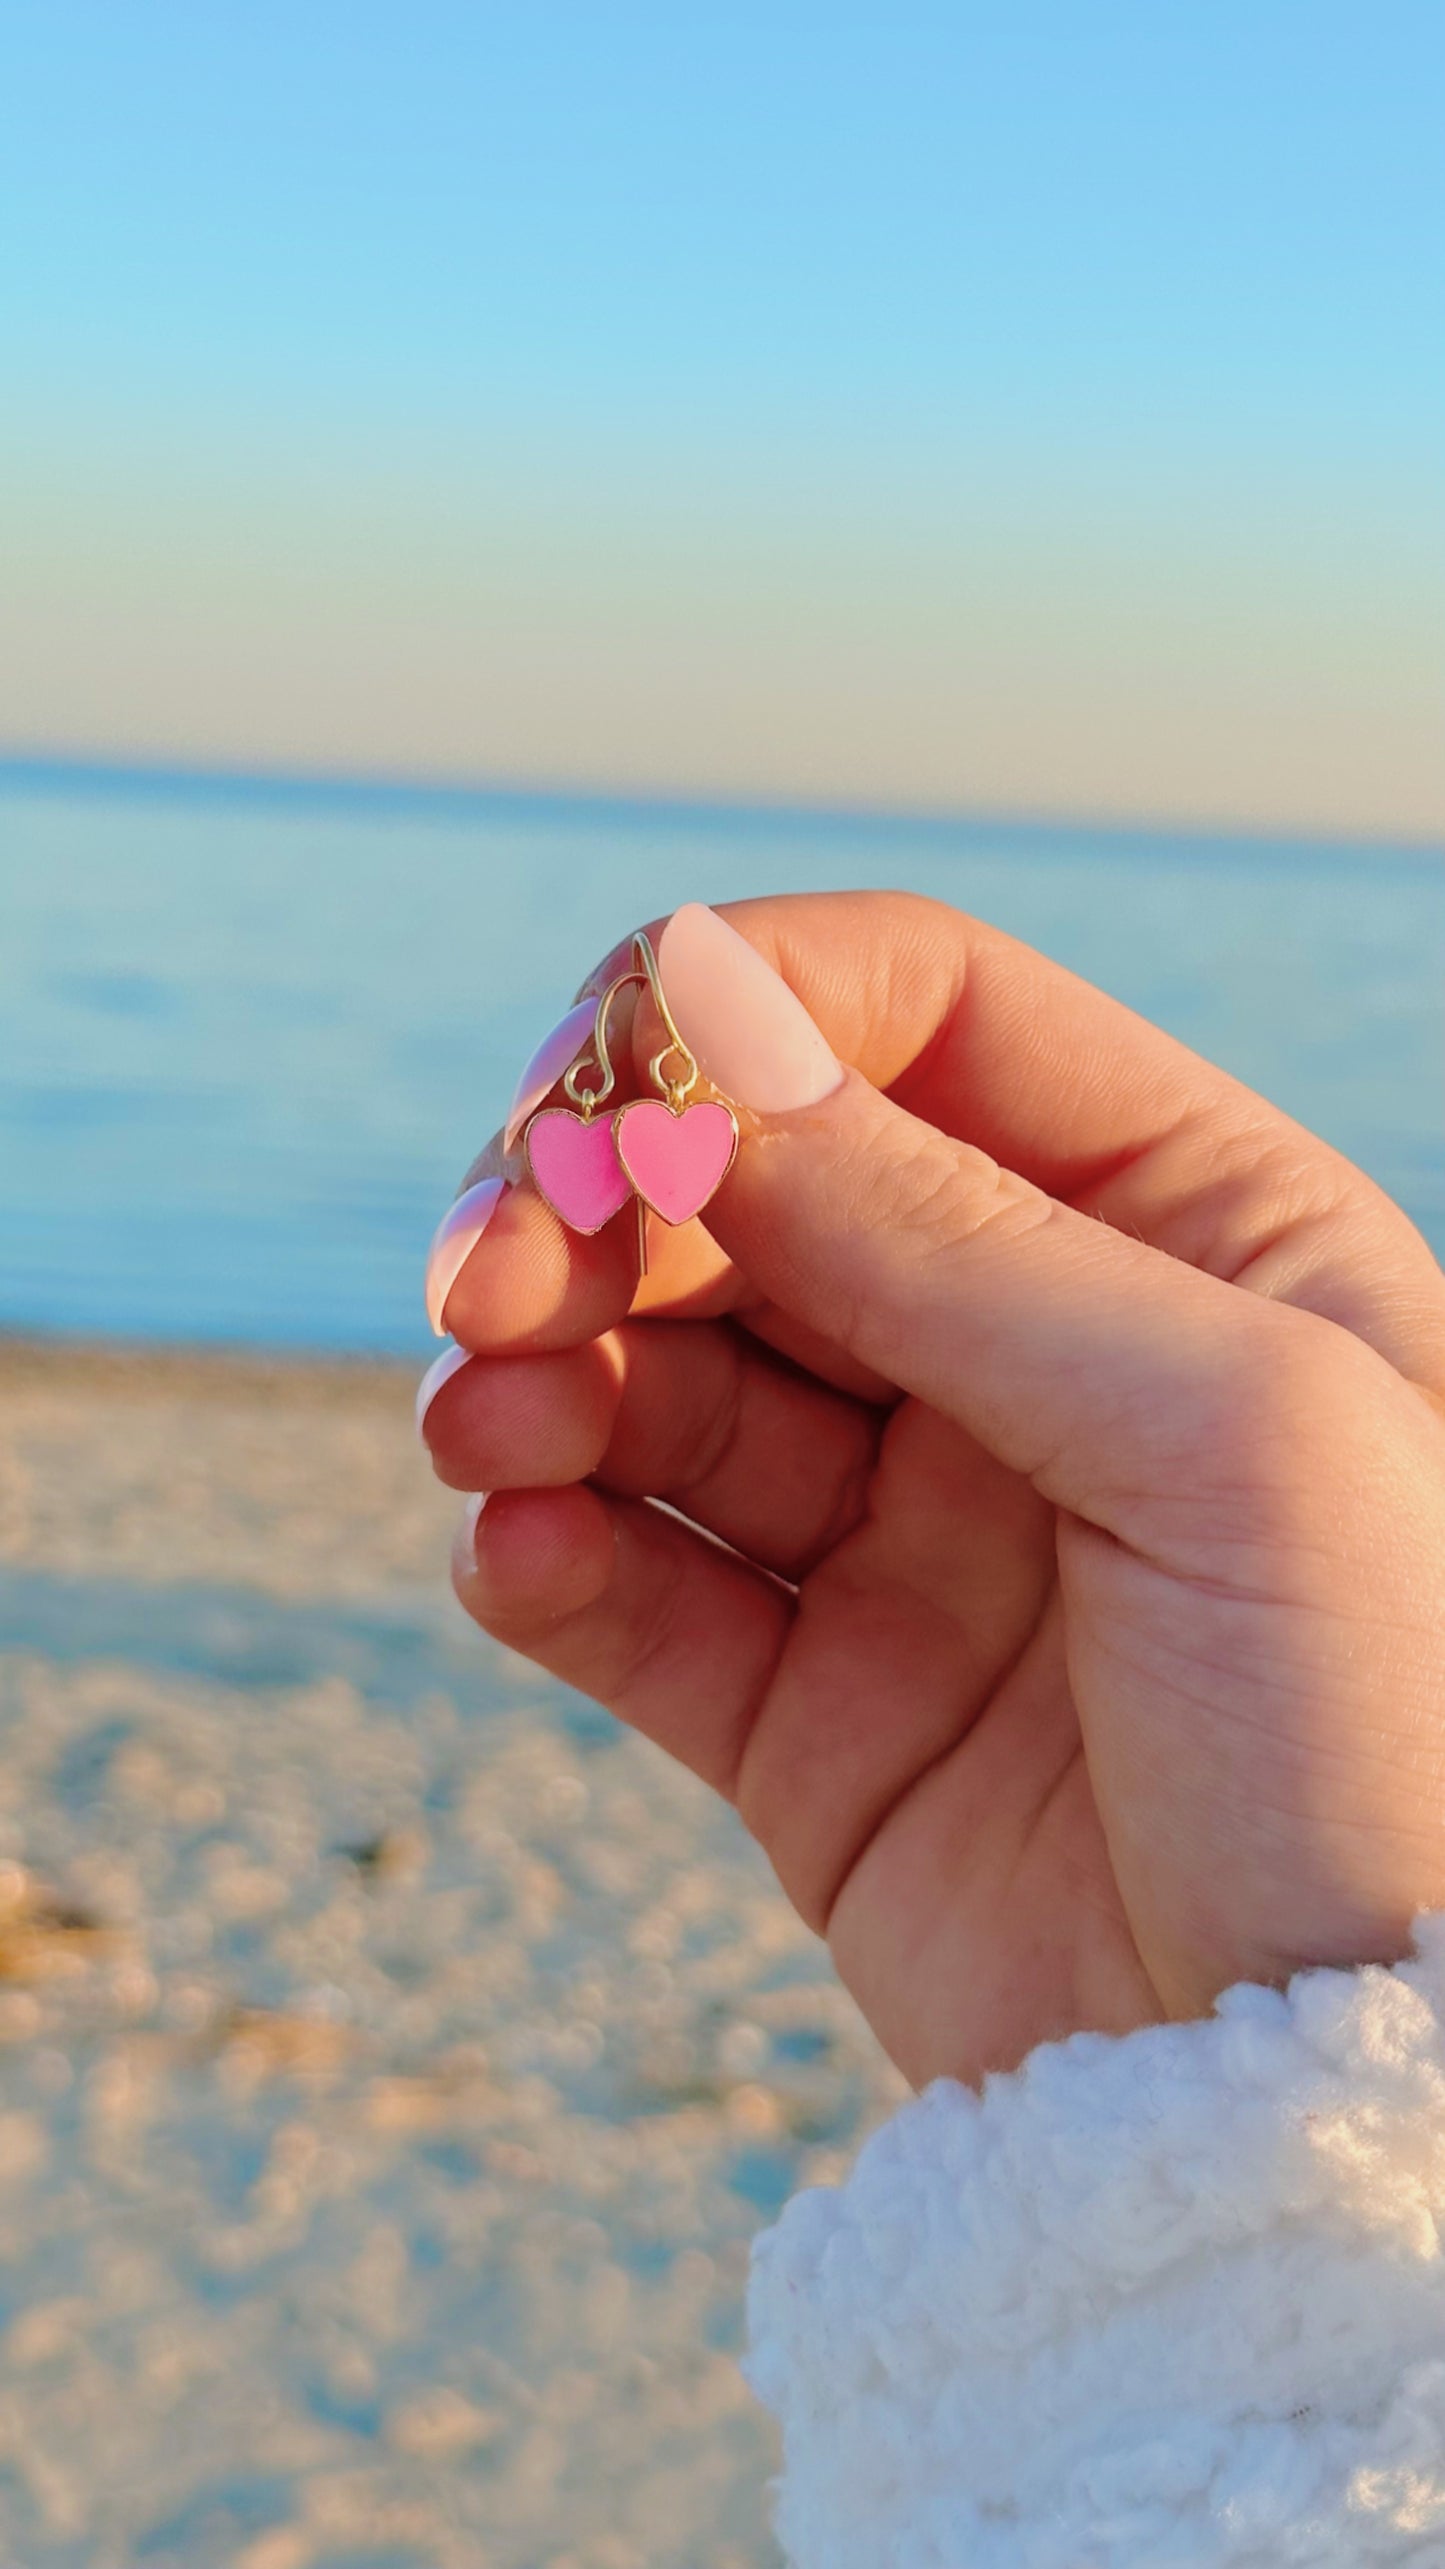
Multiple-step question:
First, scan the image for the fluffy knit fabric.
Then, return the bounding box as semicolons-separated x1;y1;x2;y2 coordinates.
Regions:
746;1923;1445;2566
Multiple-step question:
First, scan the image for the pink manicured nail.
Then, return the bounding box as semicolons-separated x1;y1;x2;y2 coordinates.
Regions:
451;1489;490;1579
503;999;599;1152
416;1342;473;1437
657;904;843;1114
424;1177;506;1336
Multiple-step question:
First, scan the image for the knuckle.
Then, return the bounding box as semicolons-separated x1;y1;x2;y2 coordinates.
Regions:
1196;1305;1388;1519
829;1115;1054;1377
898;1131;1051;1268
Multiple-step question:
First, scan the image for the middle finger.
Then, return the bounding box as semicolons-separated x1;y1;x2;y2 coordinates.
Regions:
421;1315;885;1580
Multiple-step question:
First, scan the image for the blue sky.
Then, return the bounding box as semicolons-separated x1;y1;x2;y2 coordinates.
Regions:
3;2;1442;832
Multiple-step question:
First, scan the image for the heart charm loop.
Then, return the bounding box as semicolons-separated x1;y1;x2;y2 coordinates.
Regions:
525;1109;632;1235
613;1097;738;1226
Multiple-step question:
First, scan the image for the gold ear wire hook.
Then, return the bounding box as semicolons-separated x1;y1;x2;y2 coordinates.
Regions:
631;930;699;1110
562;968;643;1116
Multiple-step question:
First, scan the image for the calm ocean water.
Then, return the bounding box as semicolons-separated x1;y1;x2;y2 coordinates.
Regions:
3;761;1442;1354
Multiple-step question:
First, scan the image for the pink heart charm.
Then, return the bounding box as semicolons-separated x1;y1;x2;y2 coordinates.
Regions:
613;1098;738;1225
525;1109;632;1235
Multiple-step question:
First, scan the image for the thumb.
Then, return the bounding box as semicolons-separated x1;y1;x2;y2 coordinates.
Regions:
658;902;1283;1527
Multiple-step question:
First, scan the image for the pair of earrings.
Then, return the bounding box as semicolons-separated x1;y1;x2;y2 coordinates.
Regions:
522;932;738;1253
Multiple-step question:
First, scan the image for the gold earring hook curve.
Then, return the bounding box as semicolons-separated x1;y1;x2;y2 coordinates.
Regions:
631;930;700;1110
561;967;645;1116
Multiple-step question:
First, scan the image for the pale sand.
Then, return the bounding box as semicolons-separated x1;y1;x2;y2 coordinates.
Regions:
0;1340;902;2569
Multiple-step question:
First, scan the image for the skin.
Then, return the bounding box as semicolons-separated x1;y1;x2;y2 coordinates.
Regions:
423;891;1445;2089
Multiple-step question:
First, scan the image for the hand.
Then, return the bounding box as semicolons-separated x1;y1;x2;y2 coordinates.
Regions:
421;894;1445;2086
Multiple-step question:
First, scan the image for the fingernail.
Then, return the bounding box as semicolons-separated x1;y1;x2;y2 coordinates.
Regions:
416;1342;473;1437
424;1177;506;1336
503;999;599;1152
451;1489;490;1578
657;905;843;1114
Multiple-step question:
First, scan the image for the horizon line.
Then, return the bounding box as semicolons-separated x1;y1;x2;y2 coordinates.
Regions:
3;745;1442;868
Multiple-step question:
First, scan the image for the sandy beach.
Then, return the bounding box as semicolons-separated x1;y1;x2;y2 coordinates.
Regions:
0;1338;903;2569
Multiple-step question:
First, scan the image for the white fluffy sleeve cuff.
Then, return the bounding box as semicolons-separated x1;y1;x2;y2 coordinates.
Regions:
745;1924;1445;2566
